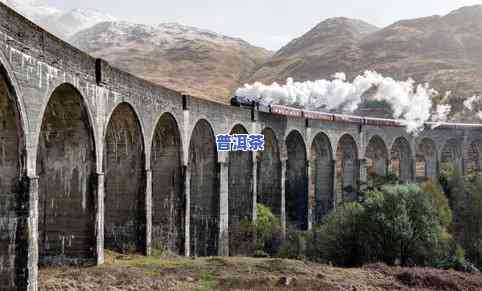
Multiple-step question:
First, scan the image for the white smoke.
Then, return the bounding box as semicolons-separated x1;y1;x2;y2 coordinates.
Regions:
235;70;451;133
463;95;481;111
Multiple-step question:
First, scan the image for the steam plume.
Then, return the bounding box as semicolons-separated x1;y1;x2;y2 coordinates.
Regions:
235;71;452;133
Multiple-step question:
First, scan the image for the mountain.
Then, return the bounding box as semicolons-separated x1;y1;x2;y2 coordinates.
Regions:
249;17;379;84
0;0;115;39
250;6;482;120
70;22;272;103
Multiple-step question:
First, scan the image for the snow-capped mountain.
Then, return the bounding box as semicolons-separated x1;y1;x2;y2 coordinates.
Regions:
0;0;115;39
70;21;272;102
72;21;259;52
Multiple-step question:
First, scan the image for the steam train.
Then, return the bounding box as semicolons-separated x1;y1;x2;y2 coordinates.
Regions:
230;96;404;127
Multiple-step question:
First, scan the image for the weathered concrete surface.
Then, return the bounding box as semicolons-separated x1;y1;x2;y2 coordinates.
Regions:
365;135;389;184
228;125;253;256
286;130;308;230
37;84;96;265
336;134;359;204
1;2;482;289
309;132;334;225
188;120;219;257
0;65;25;290
151;113;184;255
104;103;146;254
256;128;282;217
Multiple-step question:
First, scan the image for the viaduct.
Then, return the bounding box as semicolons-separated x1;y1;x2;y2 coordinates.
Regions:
1;3;482;290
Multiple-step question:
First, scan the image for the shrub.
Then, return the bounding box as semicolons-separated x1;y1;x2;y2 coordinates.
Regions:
311;202;365;266
421;180;452;228
311;184;449;267
276;225;310;259
229;219;256;256
255;203;282;255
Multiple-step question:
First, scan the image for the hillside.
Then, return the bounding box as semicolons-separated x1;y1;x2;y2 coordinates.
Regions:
250;6;482;120
70;22;272;103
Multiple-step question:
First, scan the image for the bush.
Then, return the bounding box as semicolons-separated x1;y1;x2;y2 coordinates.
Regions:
229;219;256;256
276;225;310;259
421;180;453;228
255;203;282;255
311;184;449;267
311;203;365;266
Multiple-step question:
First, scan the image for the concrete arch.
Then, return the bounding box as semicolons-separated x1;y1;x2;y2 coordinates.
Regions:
104;102;146;253
257;127;282;218
440;138;463;175
310;132;334;224
34;83;98;172
390;136;413;182
416;138;438;181
365;135;389;186
188;119;219;256
148;111;184;164
465;138;482;175
227;121;252;136
36;83;97;265
151;112;184;255
0;61;28;289
0;49;28;153
228;124;254;255
104;101;148;167
335;134;359;203
285;130;308;230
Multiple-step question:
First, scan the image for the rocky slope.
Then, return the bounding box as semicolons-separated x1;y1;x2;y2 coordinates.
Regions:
70;21;272;103
250;6;482;120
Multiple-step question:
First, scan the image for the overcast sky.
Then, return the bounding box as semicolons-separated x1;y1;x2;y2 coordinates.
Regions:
46;0;482;50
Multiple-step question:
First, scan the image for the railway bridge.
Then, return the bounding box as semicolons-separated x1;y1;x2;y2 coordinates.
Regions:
1;3;482;290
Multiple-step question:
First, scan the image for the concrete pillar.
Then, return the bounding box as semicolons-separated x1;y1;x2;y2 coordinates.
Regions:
280;159;287;237
307;160;314;230
94;173;105;265
183;166;191;257
410;158;417;182
252;157;258;222
26;176;39;291
145;169;152;256
331;160;337;209
218;161;229;256
359;158;368;191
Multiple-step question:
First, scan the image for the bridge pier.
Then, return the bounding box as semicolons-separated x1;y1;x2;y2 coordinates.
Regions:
25;176;39;291
280;159;287;237
145;169;153;256
218;160;229;256
359;158;368;191
307;160;314;231
184;166;191;257
94;173;105;265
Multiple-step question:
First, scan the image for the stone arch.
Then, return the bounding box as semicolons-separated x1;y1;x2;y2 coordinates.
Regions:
465;138;482;175
310;132;334;224
188;119;219;256
416;138;438;181
285;130;308;230
390;137;413;182
228;124;253;255
0;63;27;289
151;112;184;255
104;102;146;253
440;138;463;175
257;128;282;217
335;134;359;204
365;135;389;186
36;83;96;264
